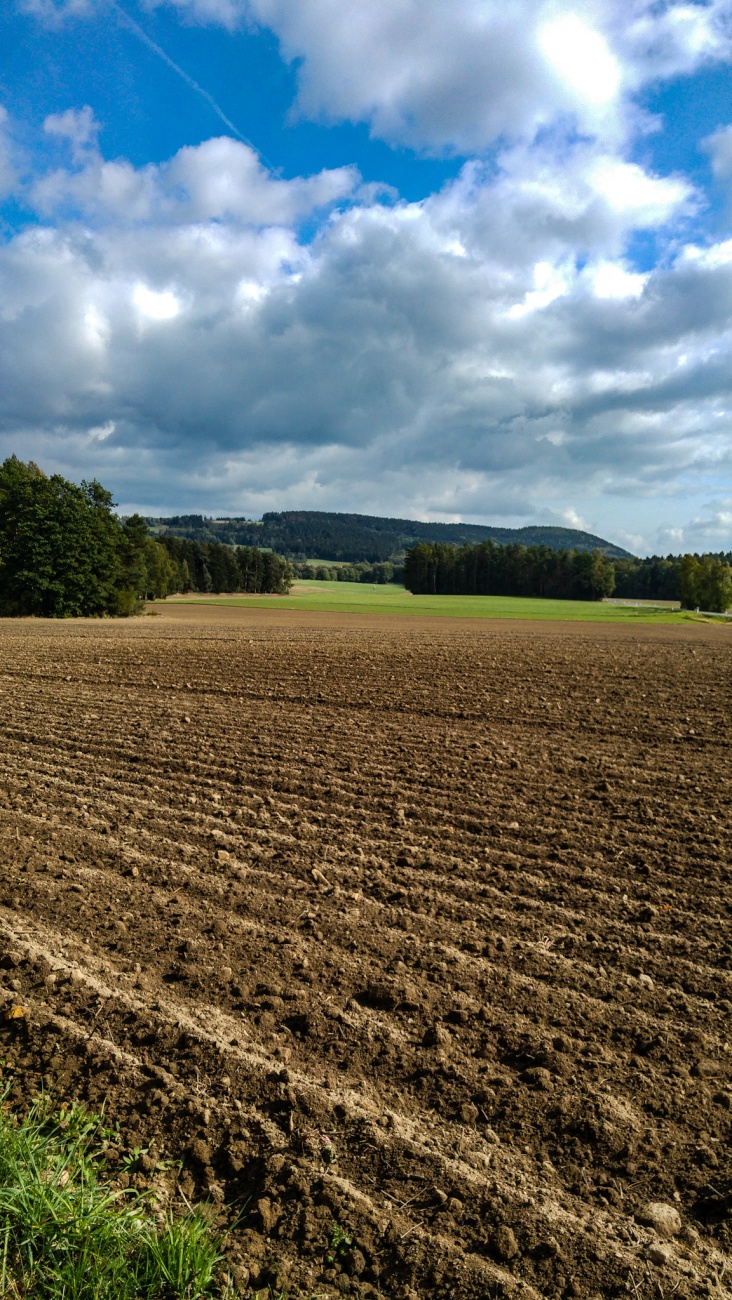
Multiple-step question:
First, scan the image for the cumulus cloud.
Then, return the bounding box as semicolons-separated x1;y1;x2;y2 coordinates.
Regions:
43;105;99;160
230;0;732;153
242;0;625;152
1;106;731;548
21;1;732;154
687;500;732;545
29;132;359;226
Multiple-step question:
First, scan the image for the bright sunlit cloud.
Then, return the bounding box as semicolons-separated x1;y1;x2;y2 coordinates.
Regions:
507;260;573;318
132;283;181;320
588;158;691;223
83;304;109;349
589;261;648;299
538;14;621;106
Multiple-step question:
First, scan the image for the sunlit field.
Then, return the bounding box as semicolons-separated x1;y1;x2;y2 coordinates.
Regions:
161;580;703;622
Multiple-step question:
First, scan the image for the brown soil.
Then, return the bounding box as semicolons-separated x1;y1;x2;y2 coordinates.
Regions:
0;606;730;1300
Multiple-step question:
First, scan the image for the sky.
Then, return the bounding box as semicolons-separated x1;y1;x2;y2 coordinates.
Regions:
2;2;732;553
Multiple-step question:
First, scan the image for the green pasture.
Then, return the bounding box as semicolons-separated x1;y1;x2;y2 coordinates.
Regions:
159;581;710;623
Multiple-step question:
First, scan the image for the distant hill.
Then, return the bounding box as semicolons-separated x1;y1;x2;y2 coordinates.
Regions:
146;510;633;563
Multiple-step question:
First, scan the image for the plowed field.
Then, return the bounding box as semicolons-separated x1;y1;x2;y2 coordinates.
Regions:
1;606;731;1300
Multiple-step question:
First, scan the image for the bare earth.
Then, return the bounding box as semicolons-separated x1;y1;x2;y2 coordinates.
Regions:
1;604;731;1300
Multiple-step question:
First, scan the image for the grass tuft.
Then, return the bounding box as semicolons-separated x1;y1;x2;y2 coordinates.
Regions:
0;1089;231;1299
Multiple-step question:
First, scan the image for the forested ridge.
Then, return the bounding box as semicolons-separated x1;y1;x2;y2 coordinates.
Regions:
147;509;632;562
404;540;732;610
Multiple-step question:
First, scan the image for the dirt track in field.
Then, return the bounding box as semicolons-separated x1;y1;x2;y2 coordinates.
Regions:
1;605;730;1300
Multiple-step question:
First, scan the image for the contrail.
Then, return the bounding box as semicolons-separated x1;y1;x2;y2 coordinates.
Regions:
110;0;265;157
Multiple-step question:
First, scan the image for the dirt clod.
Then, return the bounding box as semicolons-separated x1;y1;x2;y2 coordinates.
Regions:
493;1225;520;1260
638;1202;683;1238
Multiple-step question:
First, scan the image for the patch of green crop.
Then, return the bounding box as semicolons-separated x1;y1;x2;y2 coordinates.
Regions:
0;1089;233;1299
161;581;702;624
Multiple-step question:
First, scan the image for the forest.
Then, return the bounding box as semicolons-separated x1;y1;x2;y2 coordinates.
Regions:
157;534;293;596
0;458;292;617
403;540;732;610
292;559;403;584
148;509;631;562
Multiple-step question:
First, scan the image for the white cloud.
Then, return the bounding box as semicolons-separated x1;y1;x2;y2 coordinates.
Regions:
132;283;181;320
83;304;109;349
558;506;591;531
88;419;115;440
620;2;732;85
165;137;358;224
245;0;606;152
507;259;574;317
586;157;693;225
681;238;732;268
43;105;99;160
703;123;732;180
29;133;358;227
538;14;620;108
182;0;732;155
587;261;647;299
669;500;732;550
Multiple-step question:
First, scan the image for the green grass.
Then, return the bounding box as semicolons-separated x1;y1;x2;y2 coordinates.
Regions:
161;581;706;624
0;1091;232;1300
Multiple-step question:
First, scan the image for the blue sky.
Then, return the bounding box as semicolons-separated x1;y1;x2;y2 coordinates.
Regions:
2;0;732;554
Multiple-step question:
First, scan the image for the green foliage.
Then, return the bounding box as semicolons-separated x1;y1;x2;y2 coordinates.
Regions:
677;553;732;612
293;560;400;584
0;1092;229;1299
159;535;294;595
0;457;293;616
121;515;179;601
329;1224;352;1256
404;540;616;601
604;551;732;607
0;457;121;617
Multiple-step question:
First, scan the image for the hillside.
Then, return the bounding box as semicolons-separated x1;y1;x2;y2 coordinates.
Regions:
147;510;632;562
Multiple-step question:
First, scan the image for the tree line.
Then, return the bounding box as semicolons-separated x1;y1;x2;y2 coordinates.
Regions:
157;534;293;595
293;560;403;584
612;552;732;610
404;540;732;610
0;458;292;617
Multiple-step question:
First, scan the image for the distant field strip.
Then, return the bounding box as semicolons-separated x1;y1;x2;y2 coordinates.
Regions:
163;581;703;622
